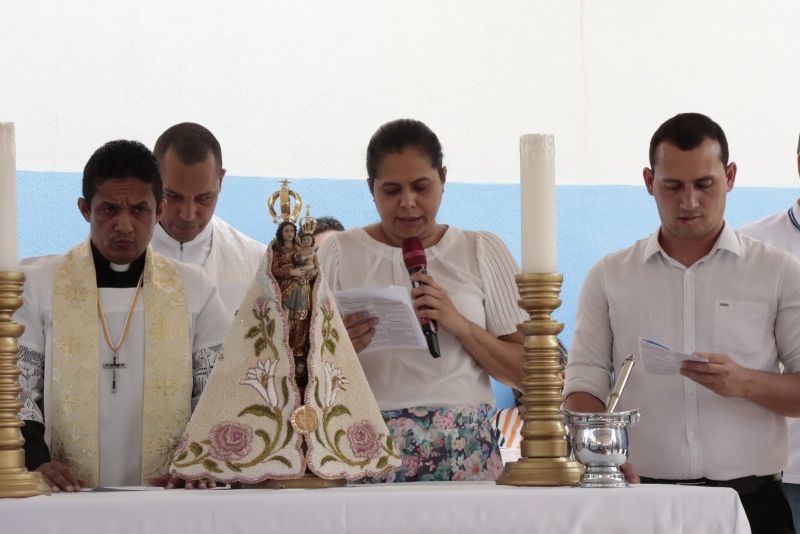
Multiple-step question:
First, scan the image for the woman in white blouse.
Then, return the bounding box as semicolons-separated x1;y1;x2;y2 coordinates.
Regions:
317;119;526;481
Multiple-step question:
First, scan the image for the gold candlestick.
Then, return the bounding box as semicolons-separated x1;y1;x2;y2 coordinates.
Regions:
0;272;50;497
496;273;582;486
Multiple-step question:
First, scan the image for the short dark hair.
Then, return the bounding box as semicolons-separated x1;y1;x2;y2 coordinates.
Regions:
648;113;729;169
154;122;222;169
796;131;799;154
313;216;344;235
366;119;444;193
82;140;162;207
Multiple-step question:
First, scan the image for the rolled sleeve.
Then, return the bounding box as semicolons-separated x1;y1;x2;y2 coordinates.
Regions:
776;253;800;374
563;259;614;401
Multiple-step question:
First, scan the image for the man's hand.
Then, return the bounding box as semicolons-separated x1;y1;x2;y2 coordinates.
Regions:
682;354;800;416
36;461;88;492
564;392;606;413
620;462;640;484
680;352;752;398
342;311;378;353
147;474;217;490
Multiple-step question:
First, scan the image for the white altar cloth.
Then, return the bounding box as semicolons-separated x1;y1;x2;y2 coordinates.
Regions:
0;481;750;534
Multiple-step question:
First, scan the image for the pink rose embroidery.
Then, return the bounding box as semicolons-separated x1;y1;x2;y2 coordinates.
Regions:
208;421;253;461
347;421;380;459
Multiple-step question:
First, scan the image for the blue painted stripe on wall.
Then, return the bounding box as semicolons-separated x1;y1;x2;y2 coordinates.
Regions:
16;171;797;407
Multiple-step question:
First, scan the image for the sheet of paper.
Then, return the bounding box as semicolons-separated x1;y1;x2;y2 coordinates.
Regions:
638;337;708;375
334;285;427;354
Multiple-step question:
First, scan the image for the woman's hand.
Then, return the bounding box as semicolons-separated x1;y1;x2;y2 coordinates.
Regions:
342;311;379;353
411;271;524;387
409;272;469;337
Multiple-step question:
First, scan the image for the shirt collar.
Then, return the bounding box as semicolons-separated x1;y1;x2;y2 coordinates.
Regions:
643;221;741;263
788;199;800;232
153;218;214;251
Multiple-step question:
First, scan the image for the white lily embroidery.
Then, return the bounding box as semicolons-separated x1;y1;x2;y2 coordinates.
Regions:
240;359;279;407
323;361;349;408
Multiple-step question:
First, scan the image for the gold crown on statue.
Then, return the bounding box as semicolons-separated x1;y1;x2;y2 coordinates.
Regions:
300;205;317;235
267;179;303;224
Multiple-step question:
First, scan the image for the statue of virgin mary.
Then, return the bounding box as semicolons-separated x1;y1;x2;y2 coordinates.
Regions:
169;190;400;486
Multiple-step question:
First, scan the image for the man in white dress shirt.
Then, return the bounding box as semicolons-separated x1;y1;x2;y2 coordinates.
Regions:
740;132;800;531
564;113;800;533
16;140;230;491
150;123;267;315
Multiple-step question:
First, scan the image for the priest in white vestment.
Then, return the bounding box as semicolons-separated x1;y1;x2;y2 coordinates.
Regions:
15;139;230;491
150;123;267;316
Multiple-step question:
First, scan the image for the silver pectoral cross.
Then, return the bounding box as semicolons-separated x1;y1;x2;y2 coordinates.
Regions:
102;353;126;393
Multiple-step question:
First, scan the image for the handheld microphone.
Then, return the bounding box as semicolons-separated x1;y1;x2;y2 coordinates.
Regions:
401;237;441;359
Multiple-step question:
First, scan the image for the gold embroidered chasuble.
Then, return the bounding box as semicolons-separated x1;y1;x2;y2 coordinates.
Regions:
51;241;191;485
171;246;400;482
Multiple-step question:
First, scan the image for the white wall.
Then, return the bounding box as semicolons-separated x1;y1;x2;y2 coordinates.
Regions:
1;0;798;185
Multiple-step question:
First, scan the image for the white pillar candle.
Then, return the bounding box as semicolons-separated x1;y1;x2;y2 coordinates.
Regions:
520;134;557;273
0;123;18;271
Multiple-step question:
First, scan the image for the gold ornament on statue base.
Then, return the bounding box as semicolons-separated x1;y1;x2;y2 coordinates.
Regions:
0;272;50;497
496;273;583;487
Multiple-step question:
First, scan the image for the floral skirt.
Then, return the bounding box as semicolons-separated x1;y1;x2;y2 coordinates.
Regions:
360;404;503;483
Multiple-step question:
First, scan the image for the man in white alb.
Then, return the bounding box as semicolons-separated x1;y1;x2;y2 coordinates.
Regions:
564;113;800;533
740;132;800;531
16;140;229;491
150;123;267;316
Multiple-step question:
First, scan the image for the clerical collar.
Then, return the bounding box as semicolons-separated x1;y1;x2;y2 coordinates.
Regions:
153;220;214;249
90;241;146;288
110;262;131;272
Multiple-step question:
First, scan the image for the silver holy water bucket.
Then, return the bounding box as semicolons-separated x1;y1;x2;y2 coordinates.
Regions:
565;409;640;488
